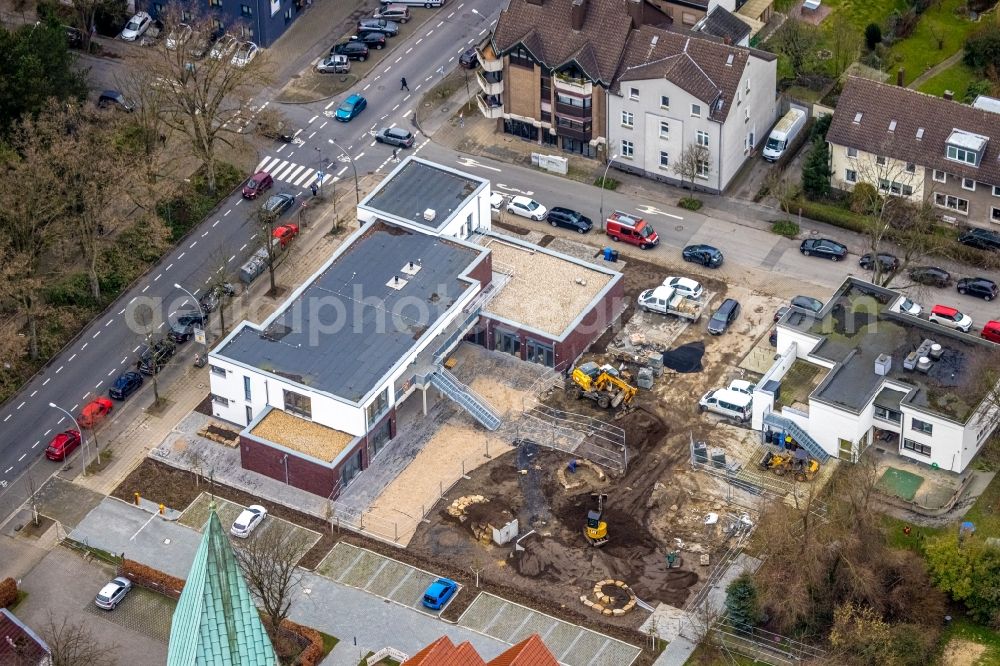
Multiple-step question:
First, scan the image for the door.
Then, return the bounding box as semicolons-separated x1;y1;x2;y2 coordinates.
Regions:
341;448;363;485
245;405;253;425
838;438;853;461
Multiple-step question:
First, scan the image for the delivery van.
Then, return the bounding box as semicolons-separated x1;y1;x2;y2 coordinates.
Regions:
762;108;806;162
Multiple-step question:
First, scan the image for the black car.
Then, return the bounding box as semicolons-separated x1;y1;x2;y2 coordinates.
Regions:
682;244;724;268
957;277;998;301
109;371;143;400
800;238;847;261
137;339;177;375
791;295;823;313
375;127;415;148
908;266;951;288
351;31;385;49
959;228;1000;252
261;193;296;218
199;282;236;314
707;298;741;335
546;207;592;234
459;47;478;68
859;252;899;271
168;311;207;343
331;41;369;61
356;18;399;36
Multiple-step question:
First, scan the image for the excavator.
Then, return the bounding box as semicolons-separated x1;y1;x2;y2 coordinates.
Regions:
569;362;638;415
759;449;819;482
584;493;609;547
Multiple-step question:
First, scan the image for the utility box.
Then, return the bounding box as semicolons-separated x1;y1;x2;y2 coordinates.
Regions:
492;518;518;546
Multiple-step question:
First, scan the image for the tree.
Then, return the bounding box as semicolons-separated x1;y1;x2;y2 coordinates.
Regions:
770;19;821;75
865;23;883;51
671;143;710;190
65;0;120;52
801;139;831;199
964;26;1000;72
39;611;118;666
725;573;762;632
829;13;862;77
924;531;1000;625
232;521;311;636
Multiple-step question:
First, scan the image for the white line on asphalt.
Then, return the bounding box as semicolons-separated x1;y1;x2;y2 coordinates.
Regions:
201;231;208;238
130;512;159;541
69;354;77;362
92;331;100;340
121;356;128;364
228;254;236;263
133;345;140;352
392;104;400;111
416;37;423;44
158;322;165;330
70;404;77;411
294;128;304;137
43;378;50;386
217;266;223;273
193;288;200;296
2;416;9;423
154;273;162;281
325;100;337;110
129;296;137;304
370;140;376;147
374;75;380;81
403;109;413;117
293;168;315;186
458;1;464;6
81;393;89;401
390;122;397;128
308;115;318;124
355;152;365;159
189;240;197;248
16;402;23;410
276;144;286;153
406;47;412;54
379;115;387;121
286;165;307;182
169;310;177;317
479;28;487;35
320;121;328;129
363;83;370;91
31;441;39;449
57;417;64;424
415;84;421;91
105;319;114;327
82;343;88;350
394;56;402;63
240;243;248;251
427;29;434;36
18;454;24;462
178;252;185;259
118;308;126;315
107;370;115;377
384;65;391;72
44;429;51;436
308;131;316;139
4;467;11;473
467;38;474;44
142;285;149;293
404;94;411;101
448;56;454;62
30;391;36;398
447;11;454;18
234;198;241;205
425;75;432;81
337;166;348;176
166;263;174;271
437;20;444;26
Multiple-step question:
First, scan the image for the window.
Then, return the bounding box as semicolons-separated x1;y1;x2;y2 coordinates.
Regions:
556;93;591;108
620;110;634;128
906;162;916;173
962;177;976;191
495;329;520;356
992;207;1000;223
993;185;1000;197
153;3;164;13
660;95;670;109
659;151;669;168
629;87;639;101
691;103;701;117
240;4;252;15
845;169;857;183
208;0;221;7
947;144;978;165
696;131;710;147
211;394;229;407
210;364;227;377
847;147;857;158
525;340;554;366
911;418;933;435
509;45;533;68
932;169;946;183
744;108;750;122
903;439;932;457
181;10;192;21
621;139;634;158
878;178;914;196
745;78;750;93
876;155;887;166
696;159;710;178
366;388;389;427
243;376;251;402
283;390;312;419
934;192;969;214
659;120;669;138
874;405;901;423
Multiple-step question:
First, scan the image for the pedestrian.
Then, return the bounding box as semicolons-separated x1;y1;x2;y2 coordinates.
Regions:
459;112;464;128
400;77;409;91
310;182;318;197
392;148;398;162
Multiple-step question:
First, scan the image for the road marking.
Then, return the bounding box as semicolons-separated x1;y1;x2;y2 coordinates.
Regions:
276;144;286;153
294;129;303;138
384;65;391;73
425;75;432;81
107;370;115;377
390;122;397;128
2;416;9;423
16;402;24;410
403;109;413;117
403;94;411;101
178;252;185;259
201;231;208;238
142;285;149;293
320;121;328;129
448;56;454;63
57;416;65;424
479;28;487;35
394;56;402;63
121;356;128;364
427;29;434;36
406;47;412;54
43;378;50;386
229;254;236;263
129;296;137;304
133;345;141;352
81;343;87;350
286;165;307;181
17;454;24;462
325;100;337;110
155;273;162;281
69;354;77;362
105;319;114;327
374;75;380;81
234;198;242;205
447;11;454;18
415;84;421;90
240;243;248;251
30;391;36;398
293;168;315;186
337;166;348;176
44;429;51;436
370;140;376;147
71;404;78;411
467;38;474;44
392;104;399;111
32;441;39;449
380;114;388;121
457;156;502;172
437;20;444;27
416;38;423;44
158;322;165;330
308;131;316;139
166;263;174;271
189;240;197;249
217;266;224;273
308;115;318;124
363;83;371;91
4;467;11;473
92;331;100;339
355;152;365;159
635;204;684;220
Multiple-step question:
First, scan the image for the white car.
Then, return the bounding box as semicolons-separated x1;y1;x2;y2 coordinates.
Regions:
165;23;192;50
661;276;704;300
120;11;152;41
230;504;267;538
506;196;547;221
209;35;239;60
899;297;922;316
231;42;259;68
95;576;132;610
929;305;973;332
489;192;505;212
728;379;756;396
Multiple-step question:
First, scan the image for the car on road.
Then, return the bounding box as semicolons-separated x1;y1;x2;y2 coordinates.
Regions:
273;223;300;247
120;11;152;41
357;18;399;36
661;276;703;300
109;371;144;400
899;297;922;316
682;244;723;268
545;207;592;233
45;430;81;461
800;238;847;261
422;577;458;610
959;228;1000;252
375;127;415;148
230;505;267;537
929;304;973;332
231;41;259;68
98;90;135;112
242;171;273;199
79;397;113;428
506;196;547;221
137;339;177;375
983;320;1000;344
459;47;478;68
707;298;741;335
316;54;351;74
168;311;207;343
208;34;239;60
262;193;296;218
165;23;192;50
335;94;367;122
351;31;386;49
859;252;899;271
957;277;998;301
908;266;951;288
791;295;823;313
95;577;132;610
331;40;369;61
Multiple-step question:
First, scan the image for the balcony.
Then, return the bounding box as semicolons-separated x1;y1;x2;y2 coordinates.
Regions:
477;93;503;119
476;70;503;96
552;73;593;95
476;43;503;73
555;101;591;118
555;124;592;142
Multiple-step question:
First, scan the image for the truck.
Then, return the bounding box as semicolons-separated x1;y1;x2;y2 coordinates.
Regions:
762;108;806;162
637;285;704;321
605;211;659;249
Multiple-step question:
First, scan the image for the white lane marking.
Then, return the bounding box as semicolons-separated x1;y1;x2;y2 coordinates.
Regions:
201;231;208;238
158;322;165;330
178;252;186;260
426;29;434;36
384;65;391;72
370;140;376;147
18;454;25;462
261;156;282;172
458;1;464;6
57;416;65;424
81;343;87;350
363;83;371;91
166;263;174;271
189;240;197;249
16;402;24;410
133;345;141;352
337;166;348;176
416;38;423;44
392;104;399;111
403;109;413;118
105;319;113;327
240;243;248;251
4;467;11;473
403;94;411;101
228;254;236;263
467;38;474;44
255;156;270;171
129;296;137;304
406;47;412;54
308;115;318;124
2;415;9;423
142;285;149;293
121;356;128;364
447;11;454;18
71;404;78;411
448;56;454;63
43;378;50;386
81;392;89;400
479;28;487;35
286;165;307;182
294;129;303;137
394;56;402;63
31;441;39;449
276;144;286;153
325;100;337;110
415;84;422;90
437;20;444;27
44;429;51;436
320;121;328;129
355;152;365;160
30;391;37;398
69;354;77;362
118;308;126;315
92;331;100;339
292;168;315;186
107;370;115;377
308;131;317;139
274;162;299;180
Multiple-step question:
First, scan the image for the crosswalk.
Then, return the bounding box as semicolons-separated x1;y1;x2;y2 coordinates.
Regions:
254;156;335;190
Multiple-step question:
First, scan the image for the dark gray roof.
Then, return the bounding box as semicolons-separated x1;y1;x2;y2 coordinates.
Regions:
218;222;484;403
361;158;485;231
873;388;907;411
698;7;751;45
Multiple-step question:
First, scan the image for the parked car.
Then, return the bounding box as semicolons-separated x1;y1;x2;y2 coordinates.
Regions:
661;276;703;300
982;320;1000;344
773;306;789;322
422;578;458;610
45;430;81;461
335;94;367;122
375;127;415;148
165;23;192;50
79;397;113;428
546;207;592;234
331;41;369;61
97;90;134;112
190;27;224;59
373;3;410;22
698;388;751;423
489;193;505;214
208;34;238;60
958;228;1000;252
908;266;951;288
262;193;296;218
168;311;206;343
95;577;132;610
929;304;973;332
199;283;236;313
316;54;351;73
957;277;998;301
242;171;273;199
230;505;267;537
137;339;177;375
356;18;399;36
800;238;847;261
728;379;755;396
506;196;547;221
231;41;259;68
899;297;922;316
350;31;386;49
109;371;144;400
682;244;724;268
120;11;152;41
859;252;899;271
459;47;478;68
791;295;823;313
707;298;741;335
273;223;300;247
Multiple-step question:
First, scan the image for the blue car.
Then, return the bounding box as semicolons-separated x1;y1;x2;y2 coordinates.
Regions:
335;94;367;122
109;371;143;400
421;577;457;610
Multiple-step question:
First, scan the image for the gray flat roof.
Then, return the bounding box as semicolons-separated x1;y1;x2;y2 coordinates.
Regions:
217;222;484;403
360;157;486;231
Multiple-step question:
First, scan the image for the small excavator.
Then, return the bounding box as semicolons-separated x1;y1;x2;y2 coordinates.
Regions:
759;448;819;482
569;362;638;416
584;493;609;547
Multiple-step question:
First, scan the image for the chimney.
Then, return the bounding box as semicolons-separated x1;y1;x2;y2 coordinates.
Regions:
625;0;644;27
896;68;904;86
571;0;588;31
943;90;954;101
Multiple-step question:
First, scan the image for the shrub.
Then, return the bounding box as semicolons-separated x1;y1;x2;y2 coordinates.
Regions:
120;559;185;599
865;23;882;51
678;197;703;211
965;27;1000;71
725;574;762;631
801;140;831;199
0;578;17;608
280;619;324;666
771;219;800;238
594;176;619;190
849;182;879;215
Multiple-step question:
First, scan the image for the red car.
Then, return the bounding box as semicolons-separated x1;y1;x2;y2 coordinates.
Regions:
46;430;82;461
273;223;299;247
983;320;1000;344
79;397;113;428
241;171;273;199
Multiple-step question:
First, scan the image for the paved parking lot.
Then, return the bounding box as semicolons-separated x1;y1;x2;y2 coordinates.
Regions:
458;593;641;666
178;492;323;551
33;475;105;529
317;542;452;615
84;585;177;643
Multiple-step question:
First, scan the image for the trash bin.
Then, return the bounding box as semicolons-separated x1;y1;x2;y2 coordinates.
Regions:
602;247;619;262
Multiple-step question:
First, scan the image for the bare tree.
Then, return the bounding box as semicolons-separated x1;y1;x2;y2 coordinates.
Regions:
672;143;710;190
770;19;822;75
69;0;119;52
232;521;311;635
40;611;118;666
828;12;862;77
254;208;282;296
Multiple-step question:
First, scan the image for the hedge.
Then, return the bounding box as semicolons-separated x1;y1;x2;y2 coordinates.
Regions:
281;619;324;666
0;578;17;608
120;559;185;599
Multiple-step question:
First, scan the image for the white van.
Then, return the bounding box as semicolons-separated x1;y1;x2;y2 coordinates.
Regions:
699;388;752;422
762;108;806;162
727;379;756;396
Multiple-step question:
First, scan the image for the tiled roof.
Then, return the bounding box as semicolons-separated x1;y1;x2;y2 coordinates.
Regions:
487;635;560;666
698;6;752;44
167;507;277;666
828;76;1000;186
0;609;50;666
403;636;486;666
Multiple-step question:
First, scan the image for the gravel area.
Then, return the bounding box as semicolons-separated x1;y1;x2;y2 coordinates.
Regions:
483;238;613;337
250;408;355;462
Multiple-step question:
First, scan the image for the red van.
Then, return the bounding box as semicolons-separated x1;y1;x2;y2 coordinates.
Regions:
605;211;659;249
982;320;1000;343
241;171;273;199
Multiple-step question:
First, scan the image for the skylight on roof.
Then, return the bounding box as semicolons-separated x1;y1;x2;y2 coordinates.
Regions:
853;112;863;124
916;127;925;140
888;120;897;132
947;129;988;152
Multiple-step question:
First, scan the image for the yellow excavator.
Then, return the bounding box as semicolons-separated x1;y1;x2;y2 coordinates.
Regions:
569;362;638;414
759;449;820;482
584;493;609;547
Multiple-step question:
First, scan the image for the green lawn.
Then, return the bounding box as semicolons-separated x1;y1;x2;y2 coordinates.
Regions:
917;61;979;97
820;0;908;33
940;614;1000;666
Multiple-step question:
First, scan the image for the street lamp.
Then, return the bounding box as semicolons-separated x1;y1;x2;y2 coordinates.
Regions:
174;283;208;361
328;138;360;205
48;402;93;475
599;153;619;231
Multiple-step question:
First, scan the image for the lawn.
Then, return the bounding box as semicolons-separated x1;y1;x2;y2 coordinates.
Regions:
820;0;908;33
888;0;983;85
917;61;979;97
940;614;1000;666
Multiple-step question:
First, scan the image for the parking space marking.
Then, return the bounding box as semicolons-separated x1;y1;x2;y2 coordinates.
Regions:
69;354;77;362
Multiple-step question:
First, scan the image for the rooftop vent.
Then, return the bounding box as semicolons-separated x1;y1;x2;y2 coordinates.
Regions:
874;353;891;376
400;261;421;276
888;120;897;132
651;35;658;46
929;342;943;360
916;127;925;140
853;112;863;124
386;275;408;290
917;356;932;373
423;208;436;222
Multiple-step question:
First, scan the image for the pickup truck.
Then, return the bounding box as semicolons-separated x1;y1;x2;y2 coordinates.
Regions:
637;285;704;322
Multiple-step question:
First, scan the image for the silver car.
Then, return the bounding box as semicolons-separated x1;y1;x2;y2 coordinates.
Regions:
95;577;132;610
230;504;268;538
316;54;351;73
